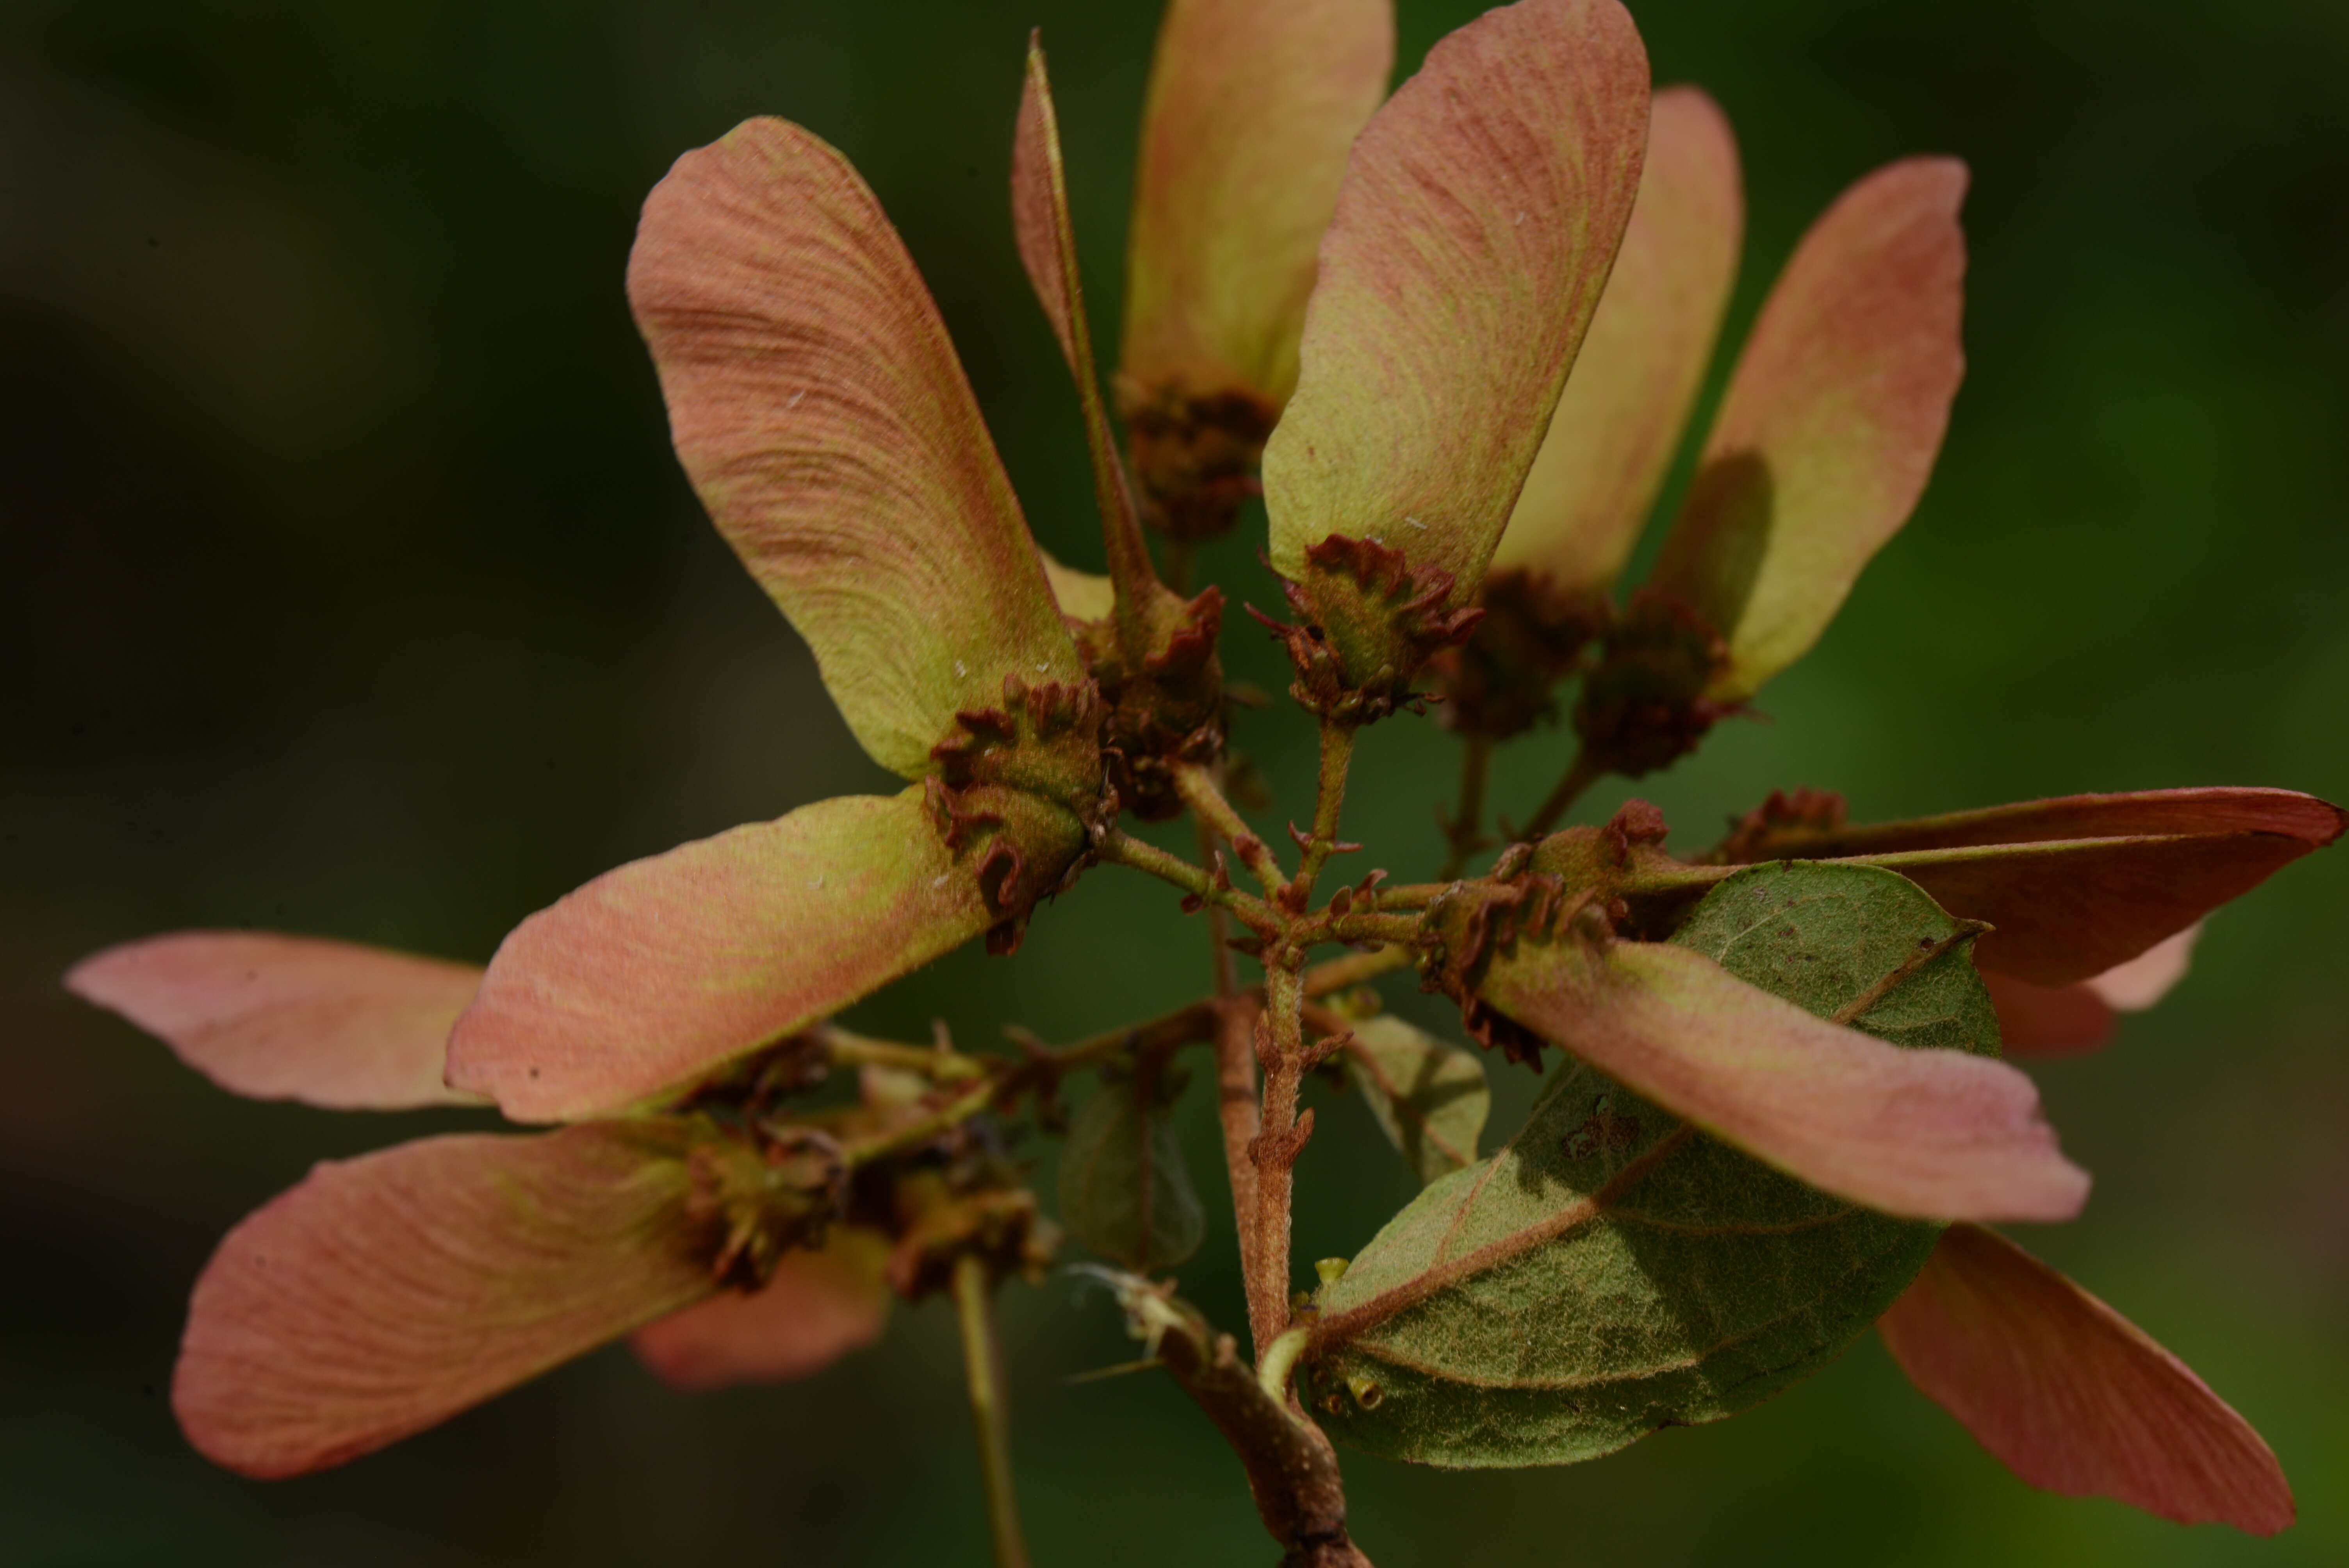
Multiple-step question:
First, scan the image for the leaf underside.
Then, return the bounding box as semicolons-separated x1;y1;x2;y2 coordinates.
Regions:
1304;861;1997;1468
1057;1074;1205;1272
1346;1016;1491;1185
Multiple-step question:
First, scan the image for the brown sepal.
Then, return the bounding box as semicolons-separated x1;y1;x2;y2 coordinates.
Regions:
924;673;1113;950
1573;590;1740;777
883;1171;1060;1302
1073;584;1230;820
1418;867;1583;1071
1424;801;1718;1068
1118;379;1279;542
687;1130;846;1291
1428;567;1607;740
1707;786;1850;863
1247;1108;1316;1172
1255;534;1482;722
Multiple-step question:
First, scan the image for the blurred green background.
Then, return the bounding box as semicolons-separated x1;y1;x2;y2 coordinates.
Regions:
7;0;2347;1563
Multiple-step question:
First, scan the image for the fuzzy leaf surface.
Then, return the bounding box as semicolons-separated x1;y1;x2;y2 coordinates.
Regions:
1057;1073;1205;1271
1304;861;1996;1467
1345;1016;1490;1184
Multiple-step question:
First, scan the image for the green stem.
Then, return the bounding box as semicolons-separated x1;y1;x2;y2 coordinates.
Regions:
839;1079;996;1170
1520;746;1605;841
952;1254;1033;1568
1302;944;1412;996
1098;828;1281;931
1174;762;1288;894
1007;1002;1219;1079
816;1025;988;1082
1293;721;1358;898
1199;809;1242;997
1319;912;1424;949
1256;1324;1312;1404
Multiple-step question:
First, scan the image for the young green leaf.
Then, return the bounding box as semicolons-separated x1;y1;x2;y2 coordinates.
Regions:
1057;1071;1205;1272
1301;861;1998;1468
1344;1017;1490;1184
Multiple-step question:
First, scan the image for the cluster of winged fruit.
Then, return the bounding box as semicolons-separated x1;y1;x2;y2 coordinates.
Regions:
68;1;2338;1563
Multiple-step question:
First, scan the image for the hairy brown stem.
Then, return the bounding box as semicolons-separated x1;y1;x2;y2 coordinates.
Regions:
1247;963;1310;1354
1107;1280;1369;1567
1211;995;1268;1345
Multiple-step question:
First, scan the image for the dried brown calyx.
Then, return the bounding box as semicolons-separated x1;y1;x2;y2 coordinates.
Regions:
1706;786;1852;864
687;1124;846;1290
1418;862;1605;1071
929;674;1112;953
1118;379;1280;542
1573;590;1740;777
884;1168;1060;1301
1069;583;1228;821
1428;567;1606;740
1419;801;1725;1067
1254;534;1484;723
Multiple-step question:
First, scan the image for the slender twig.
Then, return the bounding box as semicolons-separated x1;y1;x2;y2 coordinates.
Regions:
1292;721;1358;899
1246;963;1310;1348
1009;1002;1219;1080
1353;882;1447;912
1436;733;1493;880
1301;944;1413;997
1175;761;1288;894
1011;951;1395;1103
839;1079;997;1170
816;1025;989;1082
1197;813;1241;997
952;1254;1033;1568
1208;996;1267;1348
1098;828;1282;931
1163;535;1198;597
1091;1274;1369;1566
1519;746;1605;841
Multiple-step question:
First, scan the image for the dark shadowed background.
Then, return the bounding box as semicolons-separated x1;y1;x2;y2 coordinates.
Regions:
6;0;2347;1563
